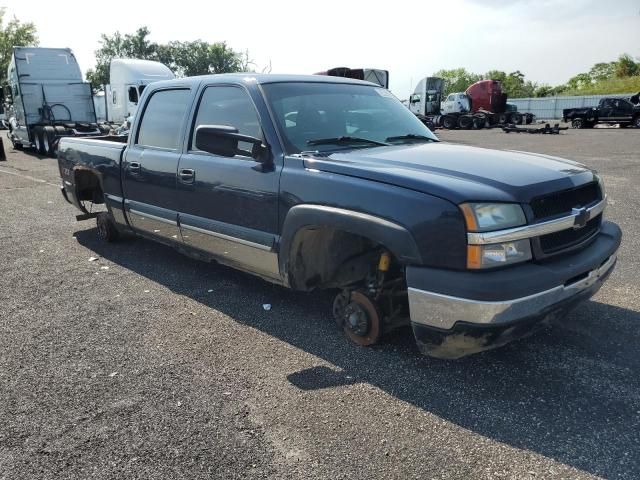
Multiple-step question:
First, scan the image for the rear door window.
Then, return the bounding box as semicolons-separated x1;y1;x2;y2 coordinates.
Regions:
136;89;191;150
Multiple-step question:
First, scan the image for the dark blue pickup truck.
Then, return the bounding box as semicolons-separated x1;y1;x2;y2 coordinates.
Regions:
58;74;621;359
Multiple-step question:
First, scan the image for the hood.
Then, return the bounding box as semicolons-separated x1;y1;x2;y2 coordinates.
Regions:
303;143;595;204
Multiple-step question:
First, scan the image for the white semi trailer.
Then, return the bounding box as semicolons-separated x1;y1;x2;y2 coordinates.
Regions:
5;47;106;155
99;59;175;124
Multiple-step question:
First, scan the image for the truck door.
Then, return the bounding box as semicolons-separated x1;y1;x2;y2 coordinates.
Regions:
442;94;456;114
599;99;614;119
122;87;192;241
175;84;281;280
613;99;632;120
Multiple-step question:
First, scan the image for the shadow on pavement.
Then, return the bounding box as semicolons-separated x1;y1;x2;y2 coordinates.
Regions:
75;229;640;478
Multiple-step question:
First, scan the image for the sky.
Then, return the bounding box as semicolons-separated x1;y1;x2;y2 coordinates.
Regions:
3;0;640;98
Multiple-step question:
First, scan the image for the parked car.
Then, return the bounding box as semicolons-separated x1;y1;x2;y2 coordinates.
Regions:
57;74;621;359
563;97;640;128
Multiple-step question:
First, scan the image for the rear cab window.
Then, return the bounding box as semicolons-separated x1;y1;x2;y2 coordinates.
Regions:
136;89;191;150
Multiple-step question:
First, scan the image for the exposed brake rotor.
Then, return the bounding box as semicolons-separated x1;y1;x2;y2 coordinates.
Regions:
341;291;382;346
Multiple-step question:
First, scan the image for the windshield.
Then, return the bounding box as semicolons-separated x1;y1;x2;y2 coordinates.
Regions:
262;82;438;154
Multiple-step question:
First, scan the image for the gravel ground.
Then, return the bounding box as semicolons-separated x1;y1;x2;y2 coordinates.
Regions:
0;128;639;479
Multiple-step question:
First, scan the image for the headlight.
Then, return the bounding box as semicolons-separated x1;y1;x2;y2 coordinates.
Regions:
460;203;530;269
467;239;532;269
460;203;526;232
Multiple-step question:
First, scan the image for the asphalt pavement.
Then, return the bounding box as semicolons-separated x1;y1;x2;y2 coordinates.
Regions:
0;128;638;479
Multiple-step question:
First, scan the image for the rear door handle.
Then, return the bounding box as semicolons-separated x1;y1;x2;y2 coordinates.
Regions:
179;168;195;184
129;161;141;172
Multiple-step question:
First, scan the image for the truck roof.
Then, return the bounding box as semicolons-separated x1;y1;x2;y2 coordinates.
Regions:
109;59;175;85
146;73;380;90
11;47;82;82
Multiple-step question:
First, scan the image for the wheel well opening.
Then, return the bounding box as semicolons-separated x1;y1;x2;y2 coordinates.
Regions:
287;226;395;292
74;170;104;204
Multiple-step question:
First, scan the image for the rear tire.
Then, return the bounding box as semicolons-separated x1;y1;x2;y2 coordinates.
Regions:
442;115;456;129
96;212;120;243
634;116;640;128
509;112;523;125
496;113;507;124
458;115;473;129
43;126;56;157
473;115;487;129
571;118;584;129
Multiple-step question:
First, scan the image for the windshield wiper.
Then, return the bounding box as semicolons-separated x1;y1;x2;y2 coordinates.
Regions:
385;134;434;143
306;136;389;147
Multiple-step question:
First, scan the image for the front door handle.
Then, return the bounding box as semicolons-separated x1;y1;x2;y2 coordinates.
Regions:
179;168;195;184
129;161;141;172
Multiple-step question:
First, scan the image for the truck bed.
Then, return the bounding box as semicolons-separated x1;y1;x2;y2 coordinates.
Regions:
58;136;127;213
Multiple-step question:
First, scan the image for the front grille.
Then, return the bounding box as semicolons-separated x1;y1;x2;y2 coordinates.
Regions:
540;214;601;254
531;182;601;220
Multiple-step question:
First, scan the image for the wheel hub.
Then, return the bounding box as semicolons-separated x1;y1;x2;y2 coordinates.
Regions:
344;303;370;337
338;291;382;346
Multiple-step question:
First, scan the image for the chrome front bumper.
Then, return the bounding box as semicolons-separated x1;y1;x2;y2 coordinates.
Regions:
408;253;617;331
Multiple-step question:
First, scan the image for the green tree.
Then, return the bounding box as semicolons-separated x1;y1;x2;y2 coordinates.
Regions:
566;72;592;90
432;68;482;96
86;27;157;87
87;26;248;89
0;8;38;85
159;40;246;77
484;70;507;83
614;54;639;78
589;62;616;82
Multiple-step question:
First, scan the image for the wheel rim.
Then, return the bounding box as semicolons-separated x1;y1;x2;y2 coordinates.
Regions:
35;135;41;151
43;135;49;152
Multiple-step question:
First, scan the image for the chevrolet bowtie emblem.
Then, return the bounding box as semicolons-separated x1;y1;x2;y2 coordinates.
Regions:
572;207;589;229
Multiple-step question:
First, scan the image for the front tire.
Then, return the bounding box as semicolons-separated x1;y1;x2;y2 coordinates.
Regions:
96;212;120;242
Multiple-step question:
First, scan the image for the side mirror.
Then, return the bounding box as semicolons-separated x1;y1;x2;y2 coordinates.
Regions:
410;95;420;104
195;125;269;162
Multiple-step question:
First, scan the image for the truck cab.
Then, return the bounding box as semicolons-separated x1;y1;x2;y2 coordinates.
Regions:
103;59;175;124
440;93;471;115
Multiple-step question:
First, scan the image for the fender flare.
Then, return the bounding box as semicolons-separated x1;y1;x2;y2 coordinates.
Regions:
278;204;422;278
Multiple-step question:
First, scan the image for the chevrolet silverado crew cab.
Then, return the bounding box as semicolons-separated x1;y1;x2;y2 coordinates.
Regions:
58;74;621;359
